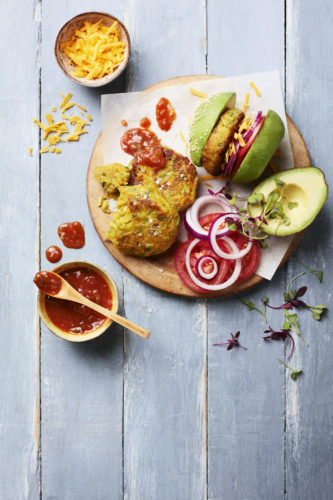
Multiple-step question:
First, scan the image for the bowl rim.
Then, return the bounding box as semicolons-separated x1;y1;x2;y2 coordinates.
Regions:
38;260;119;342
54;11;131;88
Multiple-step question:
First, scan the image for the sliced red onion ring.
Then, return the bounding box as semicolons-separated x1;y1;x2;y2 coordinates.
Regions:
195;255;218;280
225;140;240;176
242;111;263;142
185;195;232;239
185;237;241;291
209;215;253;260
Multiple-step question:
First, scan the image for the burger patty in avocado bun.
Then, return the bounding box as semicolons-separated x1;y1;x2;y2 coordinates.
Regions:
189;92;285;184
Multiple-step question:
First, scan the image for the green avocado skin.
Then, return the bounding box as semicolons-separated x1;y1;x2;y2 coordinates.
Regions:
189;92;236;166
232;109;285;184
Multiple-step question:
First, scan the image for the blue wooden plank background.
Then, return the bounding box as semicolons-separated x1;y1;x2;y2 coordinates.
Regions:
0;0;332;499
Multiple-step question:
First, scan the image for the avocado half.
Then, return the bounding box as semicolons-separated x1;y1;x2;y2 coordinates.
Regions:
232;110;285;184
248;167;328;236
189;92;236;166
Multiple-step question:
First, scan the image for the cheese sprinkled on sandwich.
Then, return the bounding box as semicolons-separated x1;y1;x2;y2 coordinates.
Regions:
243;92;250;113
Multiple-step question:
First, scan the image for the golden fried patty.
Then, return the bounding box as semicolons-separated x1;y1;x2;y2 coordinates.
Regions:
94;163;131;195
130;148;198;212
202;108;244;175
107;184;180;257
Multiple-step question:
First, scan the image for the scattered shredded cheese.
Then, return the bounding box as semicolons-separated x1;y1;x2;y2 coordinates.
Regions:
61;20;126;80
178;130;185;142
28;147;33;156
51;106;57;112
86;113;93;122
243;92;250;113
32;92;93;155
249;81;261;97
199;174;223;182
190;88;208;98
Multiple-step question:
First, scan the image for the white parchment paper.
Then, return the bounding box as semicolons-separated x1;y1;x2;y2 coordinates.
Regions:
101;71;294;280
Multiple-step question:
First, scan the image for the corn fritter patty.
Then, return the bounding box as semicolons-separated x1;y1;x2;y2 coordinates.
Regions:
202;108;244;175
130;148;198;212
107;184;180;257
94;163;131;195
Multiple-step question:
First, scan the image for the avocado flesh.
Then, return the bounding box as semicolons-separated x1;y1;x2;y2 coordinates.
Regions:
189;92;236;166
248;167;328;236
232;109;285;184
202;108;244;175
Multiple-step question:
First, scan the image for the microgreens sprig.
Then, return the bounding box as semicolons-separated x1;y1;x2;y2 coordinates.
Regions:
263;326;295;359
296;259;323;283
213;331;248;351
239;297;267;321
264;271;327;322
278;358;302;381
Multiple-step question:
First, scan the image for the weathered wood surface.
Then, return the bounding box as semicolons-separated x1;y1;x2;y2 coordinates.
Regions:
0;0;332;499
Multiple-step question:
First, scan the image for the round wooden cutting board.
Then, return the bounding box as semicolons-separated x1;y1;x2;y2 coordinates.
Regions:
86;75;311;297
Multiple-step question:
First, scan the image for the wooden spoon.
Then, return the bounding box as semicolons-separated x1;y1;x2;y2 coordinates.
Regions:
34;271;150;339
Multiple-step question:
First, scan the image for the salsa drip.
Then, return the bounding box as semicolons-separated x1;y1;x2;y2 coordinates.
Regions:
58;221;85;249
46;245;62;263
139;117;151;129
44;266;113;335
34;271;62;295
156;97;176;131
120;127;166;170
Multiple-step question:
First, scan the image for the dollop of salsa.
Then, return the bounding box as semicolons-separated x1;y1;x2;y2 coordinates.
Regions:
120;127;166;169
139;116;151;129
46;245;62;263
44;266;113;335
156;97;176;131
34;271;62;295
58;221;85;249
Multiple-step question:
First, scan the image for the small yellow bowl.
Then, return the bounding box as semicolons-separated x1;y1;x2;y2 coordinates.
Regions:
38;261;119;342
55;11;131;87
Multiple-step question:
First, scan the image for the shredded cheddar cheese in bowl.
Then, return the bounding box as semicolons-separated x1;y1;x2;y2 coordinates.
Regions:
55;13;130;87
61;20;126;79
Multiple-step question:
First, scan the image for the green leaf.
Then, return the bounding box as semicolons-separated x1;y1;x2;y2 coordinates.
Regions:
291;369;302;381
283;320;291;330
267;190;279;204
288;201;298;210
239;298;266;320
228;223;237;231
275;178;286;188
296;259;323;283
248;192;264;204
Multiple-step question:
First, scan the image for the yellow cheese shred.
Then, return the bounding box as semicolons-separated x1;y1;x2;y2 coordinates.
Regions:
249;81;261;97
178;130;185;143
50;147;56;153
199;174;223;182
51;106;57;112
40;146;49;154
86;113;93;122
243;92;250;113
190;88;208;98
28;147;33;156
61;21;126;80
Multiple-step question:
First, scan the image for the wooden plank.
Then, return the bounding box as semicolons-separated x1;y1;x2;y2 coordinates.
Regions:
285;1;333;498
0;1;40;498
122;1;208;498
40;1;125;498
206;1;286;498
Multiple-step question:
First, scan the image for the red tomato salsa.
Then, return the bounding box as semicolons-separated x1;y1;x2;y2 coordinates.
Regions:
58;221;85;249
44;266;113;335
34;271;62;295
45;245;62;263
155;97;176;131
139;116;151;129
120;127;166;169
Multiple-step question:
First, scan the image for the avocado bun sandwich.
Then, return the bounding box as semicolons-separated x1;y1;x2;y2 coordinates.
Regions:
189;92;285;184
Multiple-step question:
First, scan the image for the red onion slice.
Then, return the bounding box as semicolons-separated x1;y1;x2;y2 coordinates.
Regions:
185;195;232;239
209;215;253;260
185;237;241;291
242;111;262;142
195;255;218;280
